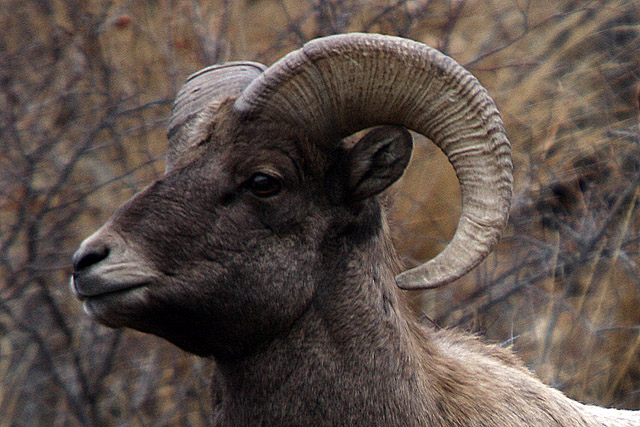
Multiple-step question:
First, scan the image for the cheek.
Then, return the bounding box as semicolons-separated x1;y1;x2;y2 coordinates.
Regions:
174;236;318;336
252;242;318;316
231;240;318;318
139;196;325;341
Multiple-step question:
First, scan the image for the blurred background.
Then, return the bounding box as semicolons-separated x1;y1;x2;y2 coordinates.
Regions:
1;0;639;425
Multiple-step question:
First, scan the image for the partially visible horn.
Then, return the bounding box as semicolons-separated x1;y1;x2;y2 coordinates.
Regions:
234;33;512;289
166;62;266;172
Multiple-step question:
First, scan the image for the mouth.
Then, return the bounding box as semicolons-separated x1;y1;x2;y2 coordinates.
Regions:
70;275;150;326
71;275;147;299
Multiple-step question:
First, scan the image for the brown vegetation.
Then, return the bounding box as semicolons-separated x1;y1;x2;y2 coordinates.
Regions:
1;0;639;425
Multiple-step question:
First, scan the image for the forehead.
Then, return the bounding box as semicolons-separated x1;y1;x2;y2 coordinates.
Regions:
166;99;331;178
223;125;316;183
237;122;333;180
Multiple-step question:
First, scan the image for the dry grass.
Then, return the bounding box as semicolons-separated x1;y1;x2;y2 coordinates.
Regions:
1;0;639;425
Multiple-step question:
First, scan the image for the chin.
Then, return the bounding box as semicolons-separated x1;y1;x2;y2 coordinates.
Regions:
80;285;151;329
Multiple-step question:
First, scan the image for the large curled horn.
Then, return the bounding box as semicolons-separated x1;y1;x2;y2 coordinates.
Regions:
166;61;266;172
234;33;513;289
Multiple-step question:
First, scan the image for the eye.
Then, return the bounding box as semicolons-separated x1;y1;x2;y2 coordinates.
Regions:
248;173;282;197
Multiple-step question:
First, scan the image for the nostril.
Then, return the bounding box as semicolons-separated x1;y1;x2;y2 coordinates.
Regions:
73;246;110;272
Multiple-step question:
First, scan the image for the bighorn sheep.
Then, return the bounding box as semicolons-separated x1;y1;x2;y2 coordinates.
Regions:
70;33;640;425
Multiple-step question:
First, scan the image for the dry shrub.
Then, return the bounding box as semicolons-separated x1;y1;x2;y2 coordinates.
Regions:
1;0;638;425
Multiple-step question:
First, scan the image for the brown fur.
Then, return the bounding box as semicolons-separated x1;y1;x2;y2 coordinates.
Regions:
72;101;639;426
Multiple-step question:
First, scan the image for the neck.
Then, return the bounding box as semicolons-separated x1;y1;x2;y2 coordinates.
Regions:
207;208;639;427
212;222;434;426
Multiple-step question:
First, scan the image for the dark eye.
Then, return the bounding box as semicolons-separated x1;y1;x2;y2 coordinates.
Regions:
248;173;282;197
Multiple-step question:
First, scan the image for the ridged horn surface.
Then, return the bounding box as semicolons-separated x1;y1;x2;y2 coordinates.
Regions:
166;61;266;172
235;33;512;289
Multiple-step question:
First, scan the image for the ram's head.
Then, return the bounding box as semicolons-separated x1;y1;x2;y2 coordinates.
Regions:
71;33;512;358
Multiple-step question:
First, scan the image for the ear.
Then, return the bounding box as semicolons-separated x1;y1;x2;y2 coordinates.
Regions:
345;126;413;201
